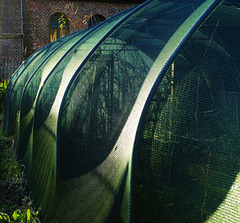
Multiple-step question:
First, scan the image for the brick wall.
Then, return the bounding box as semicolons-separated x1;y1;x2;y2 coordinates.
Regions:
0;0;23;33
26;0;139;56
0;0;24;79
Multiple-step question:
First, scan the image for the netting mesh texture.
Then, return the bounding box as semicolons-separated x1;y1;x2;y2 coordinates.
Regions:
3;0;240;222
132;3;240;223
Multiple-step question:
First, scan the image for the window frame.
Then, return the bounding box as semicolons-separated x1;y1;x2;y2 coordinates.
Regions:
49;13;69;43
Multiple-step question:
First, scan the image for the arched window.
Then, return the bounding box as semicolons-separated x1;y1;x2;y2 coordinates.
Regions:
49;13;69;43
88;14;106;27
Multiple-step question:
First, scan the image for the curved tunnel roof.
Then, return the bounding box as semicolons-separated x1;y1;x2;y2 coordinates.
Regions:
4;0;240;222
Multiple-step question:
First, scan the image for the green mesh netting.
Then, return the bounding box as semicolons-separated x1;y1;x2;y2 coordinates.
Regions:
4;0;240;222
132;2;240;223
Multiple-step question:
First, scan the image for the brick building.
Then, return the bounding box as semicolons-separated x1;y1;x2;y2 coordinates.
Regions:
25;0;145;56
0;0;145;78
0;0;24;79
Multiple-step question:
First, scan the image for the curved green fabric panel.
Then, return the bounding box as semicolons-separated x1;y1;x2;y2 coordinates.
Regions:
4;31;80;134
3;44;49;132
131;2;240;223
18;28;94;173
4;0;240;222
31;8;135;221
55;1;220;222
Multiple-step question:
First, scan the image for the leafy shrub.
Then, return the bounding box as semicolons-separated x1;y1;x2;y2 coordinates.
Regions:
0;133;41;222
0;79;9;112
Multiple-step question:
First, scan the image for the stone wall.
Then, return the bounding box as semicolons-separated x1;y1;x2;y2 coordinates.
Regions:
26;0;140;56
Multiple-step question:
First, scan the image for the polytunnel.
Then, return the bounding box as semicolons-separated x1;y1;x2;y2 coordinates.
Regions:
3;0;240;222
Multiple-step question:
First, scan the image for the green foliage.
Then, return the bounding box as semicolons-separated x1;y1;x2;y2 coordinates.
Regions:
0;208;39;222
0;79;9;112
11;208;39;222
0;212;10;222
58;14;68;30
0;133;41;222
0;79;9;97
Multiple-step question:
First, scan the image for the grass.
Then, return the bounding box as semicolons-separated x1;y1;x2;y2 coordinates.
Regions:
0;130;41;222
